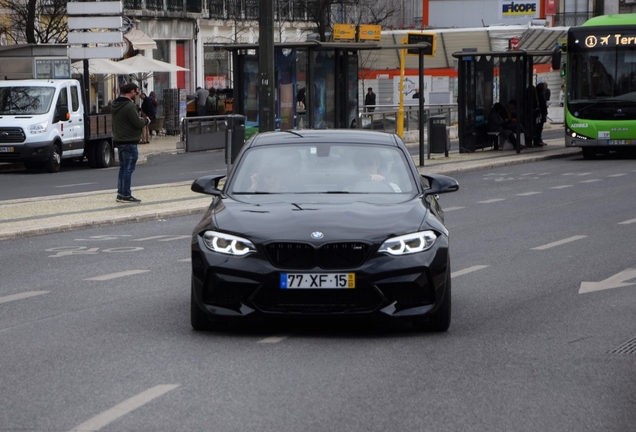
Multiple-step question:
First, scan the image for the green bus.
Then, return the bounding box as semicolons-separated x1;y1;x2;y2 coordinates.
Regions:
555;14;636;159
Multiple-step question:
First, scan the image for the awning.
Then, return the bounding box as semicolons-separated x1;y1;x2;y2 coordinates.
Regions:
124;28;157;51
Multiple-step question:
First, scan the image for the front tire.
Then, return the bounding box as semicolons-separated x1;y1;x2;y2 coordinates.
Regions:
582;147;598;160
45;143;61;173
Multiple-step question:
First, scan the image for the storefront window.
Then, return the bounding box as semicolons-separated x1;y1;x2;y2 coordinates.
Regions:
153;41;171;117
203;45;230;91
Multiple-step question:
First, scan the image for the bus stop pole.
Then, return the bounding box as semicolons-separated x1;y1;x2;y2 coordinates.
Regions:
419;50;425;167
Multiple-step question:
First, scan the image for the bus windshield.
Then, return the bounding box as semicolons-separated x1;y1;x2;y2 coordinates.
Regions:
0;86;56;115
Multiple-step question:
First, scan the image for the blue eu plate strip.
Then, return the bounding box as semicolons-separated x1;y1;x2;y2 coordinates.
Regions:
280;273;288;289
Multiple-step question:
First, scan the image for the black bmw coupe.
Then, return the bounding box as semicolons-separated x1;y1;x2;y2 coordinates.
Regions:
190;129;458;331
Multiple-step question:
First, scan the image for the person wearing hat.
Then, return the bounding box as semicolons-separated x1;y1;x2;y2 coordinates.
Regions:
111;83;151;203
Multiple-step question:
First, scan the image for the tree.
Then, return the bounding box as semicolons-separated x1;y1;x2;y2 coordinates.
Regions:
0;0;68;44
299;0;400;42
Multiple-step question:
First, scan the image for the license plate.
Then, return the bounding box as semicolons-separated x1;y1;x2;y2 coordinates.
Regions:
280;273;355;289
0;146;14;153
607;140;632;145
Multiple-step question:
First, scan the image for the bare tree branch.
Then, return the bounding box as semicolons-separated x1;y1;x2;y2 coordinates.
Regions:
0;0;67;44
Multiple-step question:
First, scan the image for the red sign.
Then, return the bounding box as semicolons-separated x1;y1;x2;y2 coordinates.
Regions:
545;0;556;15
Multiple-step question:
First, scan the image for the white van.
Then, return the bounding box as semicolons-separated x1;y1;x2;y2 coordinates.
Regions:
0;79;114;172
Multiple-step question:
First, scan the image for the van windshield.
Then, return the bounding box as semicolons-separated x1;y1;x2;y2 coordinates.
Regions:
0;86;55;115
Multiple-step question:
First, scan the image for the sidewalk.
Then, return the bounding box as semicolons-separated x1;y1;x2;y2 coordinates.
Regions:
0;129;579;241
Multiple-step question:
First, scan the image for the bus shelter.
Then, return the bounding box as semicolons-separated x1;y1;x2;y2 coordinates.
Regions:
224;41;380;137
452;49;553;154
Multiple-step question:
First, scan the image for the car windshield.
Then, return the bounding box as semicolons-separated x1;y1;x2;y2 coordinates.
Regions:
228;143;417;196
0;86;55;115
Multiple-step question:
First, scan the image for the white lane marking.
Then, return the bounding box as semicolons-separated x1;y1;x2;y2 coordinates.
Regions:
577;172;592;176
451;265;489;278
443;206;465;212
579;179;602;183
531;235;587;250
618;218;636;225
55;182;98;188
258;336;289;344
520;172;535;176
132;236;171;241
0;291;49;305
579;269;636;294
67;384;179;432
516;191;541;196
484;173;510;176
537;173;551;176
478;199;505;204
85;270;150;281
608;173;628;177
561;173;576;176
550;185;574;189
158;235;191;242
179;258;192;262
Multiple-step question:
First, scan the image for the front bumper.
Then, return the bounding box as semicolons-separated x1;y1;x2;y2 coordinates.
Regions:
0;142;53;163
191;235;450;322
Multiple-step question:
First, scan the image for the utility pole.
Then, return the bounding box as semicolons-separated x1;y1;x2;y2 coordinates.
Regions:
258;0;275;132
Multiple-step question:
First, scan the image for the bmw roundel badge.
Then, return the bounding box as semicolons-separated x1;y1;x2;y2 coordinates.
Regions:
311;231;324;239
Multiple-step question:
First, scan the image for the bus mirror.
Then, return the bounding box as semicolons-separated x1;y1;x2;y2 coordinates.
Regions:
551;48;561;71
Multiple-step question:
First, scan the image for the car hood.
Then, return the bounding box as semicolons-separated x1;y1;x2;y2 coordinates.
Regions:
210;198;430;243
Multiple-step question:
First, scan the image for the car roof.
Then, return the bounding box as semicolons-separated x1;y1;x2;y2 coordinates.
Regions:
248;130;401;148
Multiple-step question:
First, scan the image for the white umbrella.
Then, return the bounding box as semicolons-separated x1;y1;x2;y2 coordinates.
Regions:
71;58;150;75
118;54;189;72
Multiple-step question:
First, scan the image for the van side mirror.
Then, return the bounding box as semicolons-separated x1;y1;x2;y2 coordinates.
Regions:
54;105;69;123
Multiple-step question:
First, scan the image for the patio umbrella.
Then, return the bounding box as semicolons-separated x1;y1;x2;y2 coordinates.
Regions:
70;58;150;76
118;54;189;90
118;54;189;73
71;59;152;112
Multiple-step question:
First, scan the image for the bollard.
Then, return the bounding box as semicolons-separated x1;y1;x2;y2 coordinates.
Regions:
225;114;246;172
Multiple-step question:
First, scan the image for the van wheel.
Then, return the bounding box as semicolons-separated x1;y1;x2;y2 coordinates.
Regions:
94;140;112;168
45;143;61;173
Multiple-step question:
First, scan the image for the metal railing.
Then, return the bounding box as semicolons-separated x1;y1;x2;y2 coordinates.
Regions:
358;104;458;133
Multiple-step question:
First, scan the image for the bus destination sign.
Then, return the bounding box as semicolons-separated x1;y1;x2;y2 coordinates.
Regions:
582;33;636;48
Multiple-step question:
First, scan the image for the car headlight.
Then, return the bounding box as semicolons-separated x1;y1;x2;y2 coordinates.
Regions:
28;121;48;134
378;230;437;255
202;231;256;256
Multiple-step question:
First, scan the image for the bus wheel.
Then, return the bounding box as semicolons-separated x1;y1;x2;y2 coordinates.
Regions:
45;143;62;173
582;148;598;160
94;140;112;168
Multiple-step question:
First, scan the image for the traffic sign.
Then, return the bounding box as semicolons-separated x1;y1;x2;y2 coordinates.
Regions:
69;46;125;59
68;17;123;30
407;33;436;56
67;1;122;15
68;32;123;45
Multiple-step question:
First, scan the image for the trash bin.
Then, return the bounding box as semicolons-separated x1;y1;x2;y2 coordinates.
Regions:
225;114;246;164
429;115;448;155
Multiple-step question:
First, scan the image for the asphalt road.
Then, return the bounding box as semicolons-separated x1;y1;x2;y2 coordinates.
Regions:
2;155;635;431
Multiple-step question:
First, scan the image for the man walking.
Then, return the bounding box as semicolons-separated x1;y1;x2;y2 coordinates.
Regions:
364;87;376;112
112;83;151;203
195;86;209;116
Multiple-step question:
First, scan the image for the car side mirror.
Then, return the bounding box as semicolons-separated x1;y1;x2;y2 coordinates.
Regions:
551;48;561;71
421;174;459;196
191;174;225;196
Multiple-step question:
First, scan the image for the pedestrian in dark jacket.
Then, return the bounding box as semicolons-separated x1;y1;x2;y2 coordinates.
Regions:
364;87;376;112
140;92;156;143
535;82;549;147
112;83;151;203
